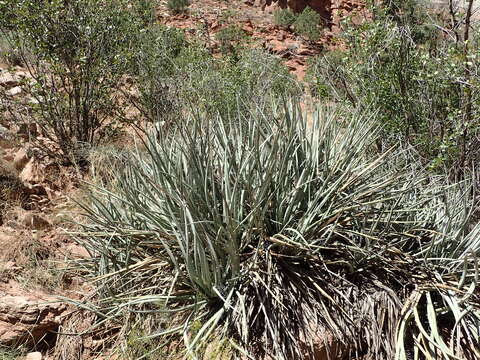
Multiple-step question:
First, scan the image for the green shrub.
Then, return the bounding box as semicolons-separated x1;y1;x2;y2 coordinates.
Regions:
128;25;189;126
181;48;300;116
132;35;299;122
0;31;22;66
128;26;297;127
215;24;247;55
133;0;157;27
273;8;297;28
0;0;142;164
0;347;24;360
218;9;239;24
293;6;322;40
167;0;190;14
308;5;480;173
76;102;479;359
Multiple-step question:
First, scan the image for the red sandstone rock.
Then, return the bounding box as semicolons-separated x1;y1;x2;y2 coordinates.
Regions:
0;291;67;346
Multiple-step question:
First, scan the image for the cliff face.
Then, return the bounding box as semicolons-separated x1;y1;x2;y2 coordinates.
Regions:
262;0;333;23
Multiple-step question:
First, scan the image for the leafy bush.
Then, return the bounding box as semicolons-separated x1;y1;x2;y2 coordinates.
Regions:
195;49;299;115
132;34;299;122
308;5;480;173
132;0;157;27
167;0;190;14
293;6;322;40
0;0;142;164
0;31;22;66
76;102;479;359
215;24;248;55
127;25;189;126
273;8;297;28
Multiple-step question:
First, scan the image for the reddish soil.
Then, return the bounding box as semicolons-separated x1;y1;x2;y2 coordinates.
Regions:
157;0;367;80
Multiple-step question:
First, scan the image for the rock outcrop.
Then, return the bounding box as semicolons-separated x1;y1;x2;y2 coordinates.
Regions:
260;0;366;28
0;291;67;346
261;0;333;23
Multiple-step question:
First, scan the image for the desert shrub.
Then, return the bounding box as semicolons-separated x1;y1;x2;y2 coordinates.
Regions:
133;0;157;27
132;33;299;123
293;6;322;40
0;347;25;360
218;9;239;24
273;8;297;28
308;4;480;174
88;145;134;188
0;31;22;66
191;49;299;113
127;25;189;126
0;0;142;164
215;24;248;55
75;102;479;359
180;48;300;116
167;0;190;14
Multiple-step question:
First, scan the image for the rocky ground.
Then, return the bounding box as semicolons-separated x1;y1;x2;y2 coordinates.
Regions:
0;1;366;359
158;0;366;79
0;63;98;359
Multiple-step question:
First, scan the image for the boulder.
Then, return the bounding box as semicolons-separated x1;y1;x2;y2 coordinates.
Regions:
261;0;333;19
0;292;66;346
259;0;367;26
25;352;43;360
6;86;22;96
0;125;9;140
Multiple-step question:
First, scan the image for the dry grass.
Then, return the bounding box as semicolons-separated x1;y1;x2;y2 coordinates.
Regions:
0;159;29;225
0;226;61;290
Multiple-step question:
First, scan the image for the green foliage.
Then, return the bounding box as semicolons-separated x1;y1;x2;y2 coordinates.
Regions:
293;6;322;40
0;31;22;66
126;24;297;126
215;24;248;55
132;30;299;122
0;0;142;163
218;9;239;24
132;0;157;27
167;0;190;14
123;327;166;360
273;8;296;27
308;5;480;172
129;25;189;125
273;7;323;40
76;101;479;359
185;48;299;116
0;346;24;360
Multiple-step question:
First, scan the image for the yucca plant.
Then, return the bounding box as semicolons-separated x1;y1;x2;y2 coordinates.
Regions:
73;101;480;359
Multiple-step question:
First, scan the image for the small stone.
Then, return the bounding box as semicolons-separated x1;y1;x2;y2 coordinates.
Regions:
6;86;22;96
0;125;9;140
14;70;30;79
0;72;17;87
25;351;42;360
27;96;39;105
3;261;21;273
